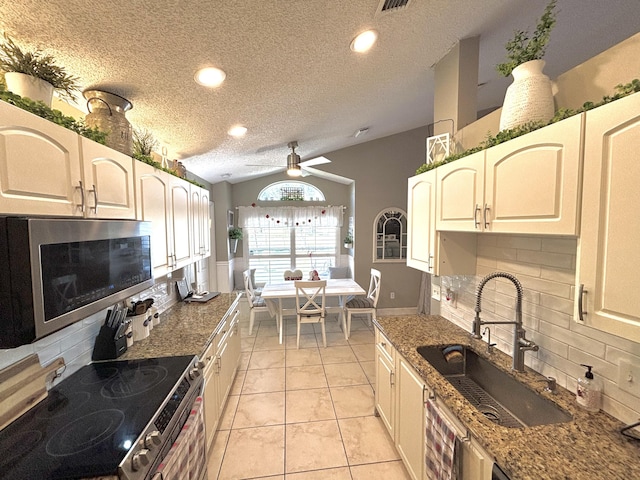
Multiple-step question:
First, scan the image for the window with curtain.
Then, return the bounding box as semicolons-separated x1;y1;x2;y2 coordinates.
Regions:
238;205;343;284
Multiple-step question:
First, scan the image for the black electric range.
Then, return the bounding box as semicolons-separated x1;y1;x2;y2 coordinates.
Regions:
0;355;203;480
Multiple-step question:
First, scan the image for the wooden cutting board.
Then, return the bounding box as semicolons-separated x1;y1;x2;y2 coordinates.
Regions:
0;354;65;431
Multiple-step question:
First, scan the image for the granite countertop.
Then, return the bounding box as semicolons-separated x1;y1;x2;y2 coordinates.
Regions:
120;293;241;360
375;315;640;480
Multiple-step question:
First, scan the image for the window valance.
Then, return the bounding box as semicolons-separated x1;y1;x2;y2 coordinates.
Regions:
237;205;344;228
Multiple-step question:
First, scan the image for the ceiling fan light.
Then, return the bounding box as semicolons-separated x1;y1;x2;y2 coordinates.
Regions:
287;151;302;177
228;125;247;137
195;67;226;87
287;166;302;177
350;29;378;53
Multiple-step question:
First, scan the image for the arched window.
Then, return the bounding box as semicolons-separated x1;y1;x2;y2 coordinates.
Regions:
258;181;325;201
373;208;407;262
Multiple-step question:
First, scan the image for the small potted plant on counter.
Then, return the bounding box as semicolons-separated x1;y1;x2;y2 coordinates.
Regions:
0;33;80;106
343;233;354;249
229;227;243;253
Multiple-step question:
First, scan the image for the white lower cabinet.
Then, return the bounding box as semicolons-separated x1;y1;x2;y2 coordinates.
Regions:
203;297;241;452
374;326;494;480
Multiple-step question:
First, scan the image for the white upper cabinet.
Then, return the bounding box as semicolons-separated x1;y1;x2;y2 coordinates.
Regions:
435;114;584;236
0;101;136;219
80;137;136;219
191;185;211;260
134;161;173;278
407;171;437;273
575;92;640;342
169;175;192;270
0;101;83;216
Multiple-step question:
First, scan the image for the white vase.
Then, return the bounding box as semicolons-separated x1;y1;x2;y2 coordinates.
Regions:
499;60;554;132
4;72;55;107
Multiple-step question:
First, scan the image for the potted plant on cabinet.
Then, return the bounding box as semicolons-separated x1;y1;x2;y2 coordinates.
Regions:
343;233;354;249
497;0;557;131
0;33;79;106
228;227;243;254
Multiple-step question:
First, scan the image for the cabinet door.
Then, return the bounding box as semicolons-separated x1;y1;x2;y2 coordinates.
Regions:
80;137;136;219
0;101;82;216
576;92;640;342
435;151;484;232
396;356;425;480
134;162;172;278
485;114;583;235
200;188;211;257
461;436;494;480
169;176;192;269
374;332;395;436
191;186;202;259
407;171;436;273
203;342;221;451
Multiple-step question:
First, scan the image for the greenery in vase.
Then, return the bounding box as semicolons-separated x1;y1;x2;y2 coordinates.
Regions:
228;227;243;240
133;127;158;157
0;33;80;101
343;233;353;244
496;0;557;77
415;79;640;175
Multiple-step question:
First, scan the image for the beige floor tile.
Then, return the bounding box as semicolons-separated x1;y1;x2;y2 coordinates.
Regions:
360;361;376;385
319;346;357;364
316;319;344;333
232;391;285;428
285;333;319;349
351;343;374;362
256;322;279;337
330;384;375;419
254;335;286;351
348;329;375;345
322;332;350;347
230;370;246;395
242;367;286;394
349;318;372;331
239;351;251;370
285;420;348;473
286;347;322;367
206;429;229;480
241;335;256;352
350;460;412;480
249;350;286;369
218;394;239;430
324;362;368;387
286;365;327;390
218;425;284;479
286;388;335;424
286;466;351;479
338;416;400;465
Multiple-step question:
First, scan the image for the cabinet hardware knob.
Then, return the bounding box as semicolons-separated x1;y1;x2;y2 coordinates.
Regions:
89;184;98;213
76;181;85;213
474;204;481;229
483;203;490;228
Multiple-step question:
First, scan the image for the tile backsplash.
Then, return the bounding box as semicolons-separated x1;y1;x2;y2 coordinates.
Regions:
0;274;180;381
438;234;640;425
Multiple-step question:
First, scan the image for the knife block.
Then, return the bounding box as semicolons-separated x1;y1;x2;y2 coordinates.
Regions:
92;324;128;361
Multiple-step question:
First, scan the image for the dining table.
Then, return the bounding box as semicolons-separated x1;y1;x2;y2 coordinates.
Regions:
260;278;366;344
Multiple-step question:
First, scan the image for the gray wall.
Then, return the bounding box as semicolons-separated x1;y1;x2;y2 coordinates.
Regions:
318;126;429;310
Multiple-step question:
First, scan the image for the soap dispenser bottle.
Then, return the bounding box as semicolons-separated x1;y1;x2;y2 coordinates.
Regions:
576;364;602;412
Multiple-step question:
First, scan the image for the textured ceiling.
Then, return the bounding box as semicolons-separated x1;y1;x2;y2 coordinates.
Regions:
1;0;639;184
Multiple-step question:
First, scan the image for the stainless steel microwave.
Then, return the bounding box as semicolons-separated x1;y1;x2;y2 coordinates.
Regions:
0;217;154;348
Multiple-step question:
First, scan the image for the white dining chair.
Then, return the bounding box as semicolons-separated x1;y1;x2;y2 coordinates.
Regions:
244;268;273;336
344;268;381;338
294;280;327;349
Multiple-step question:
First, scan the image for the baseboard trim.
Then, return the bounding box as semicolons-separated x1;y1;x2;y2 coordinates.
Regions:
378;307;417;316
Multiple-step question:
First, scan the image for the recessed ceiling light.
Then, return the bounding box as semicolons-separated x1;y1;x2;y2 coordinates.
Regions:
350;30;378;53
228;125;247;137
194;67;226;87
221;173;232;178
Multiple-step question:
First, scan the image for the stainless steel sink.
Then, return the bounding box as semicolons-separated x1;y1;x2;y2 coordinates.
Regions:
417;345;572;428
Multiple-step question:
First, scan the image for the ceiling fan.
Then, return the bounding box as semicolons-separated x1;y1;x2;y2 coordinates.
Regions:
247;140;330;177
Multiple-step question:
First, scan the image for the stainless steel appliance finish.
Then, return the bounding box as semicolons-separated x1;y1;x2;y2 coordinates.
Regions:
0;217;154;347
0;355;204;480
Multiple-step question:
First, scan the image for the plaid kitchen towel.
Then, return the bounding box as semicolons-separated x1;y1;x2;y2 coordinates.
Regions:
425;398;458;480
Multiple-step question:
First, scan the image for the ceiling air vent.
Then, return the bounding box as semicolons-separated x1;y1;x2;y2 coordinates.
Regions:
377;0;411;14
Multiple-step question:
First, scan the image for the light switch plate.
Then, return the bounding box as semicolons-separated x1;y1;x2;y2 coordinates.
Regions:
618;359;640;397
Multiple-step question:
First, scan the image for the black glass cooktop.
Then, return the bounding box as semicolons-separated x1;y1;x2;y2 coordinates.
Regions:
0;355;195;480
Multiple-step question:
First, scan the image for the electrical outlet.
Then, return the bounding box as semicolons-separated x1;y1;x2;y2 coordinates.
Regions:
390;292;395;299
618;360;640;397
431;285;441;301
